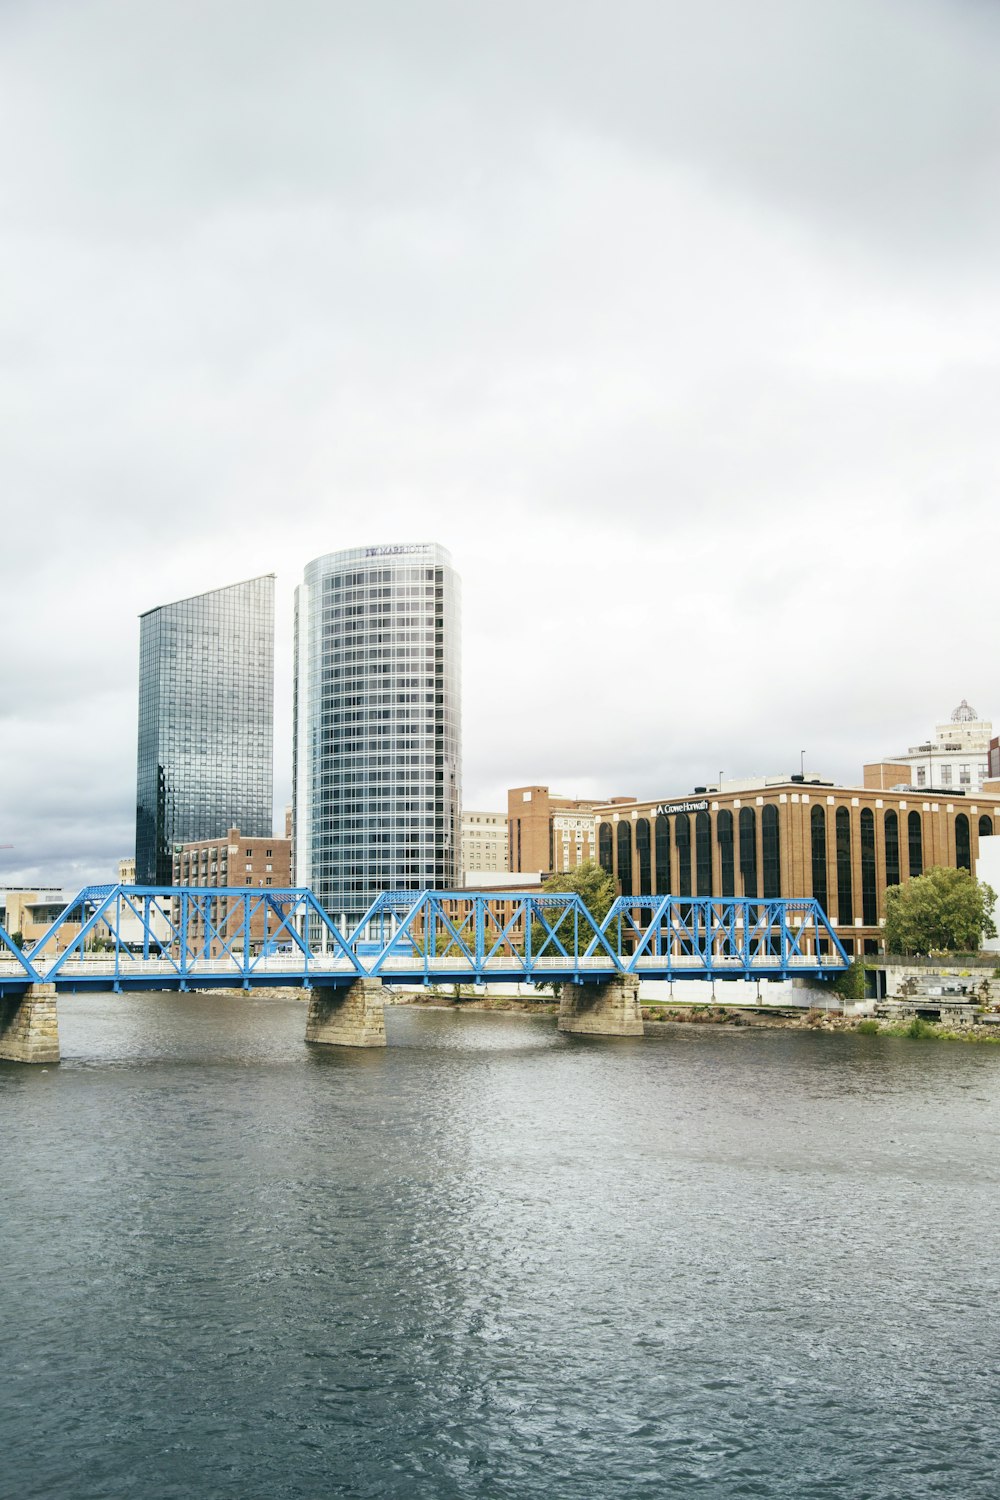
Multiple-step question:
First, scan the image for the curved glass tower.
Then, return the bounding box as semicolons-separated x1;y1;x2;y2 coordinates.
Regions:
293;543;461;924
136;574;275;885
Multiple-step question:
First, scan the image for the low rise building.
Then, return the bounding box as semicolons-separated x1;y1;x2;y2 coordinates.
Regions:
594;773;1000;957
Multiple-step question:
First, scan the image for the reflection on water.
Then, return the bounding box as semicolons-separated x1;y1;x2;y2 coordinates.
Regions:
3;994;1000;1498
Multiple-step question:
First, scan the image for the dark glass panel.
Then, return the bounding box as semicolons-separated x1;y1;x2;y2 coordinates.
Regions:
860;808;877;925
761;805;781;898
908;810;923;879
674;813;692;897
654;815;671;894
617;821;633;895
955;813;971;872
836;807;853;927
695;812;712;896
636;818;652;895
717;810;735;897
739;807;757;898
811;805;828;912
598;822;614;875
884;810;900;889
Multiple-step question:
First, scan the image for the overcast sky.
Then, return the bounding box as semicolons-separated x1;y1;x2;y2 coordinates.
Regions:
2;0;999;890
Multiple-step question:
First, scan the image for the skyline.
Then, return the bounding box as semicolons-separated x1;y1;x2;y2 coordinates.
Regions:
3;0;1000;887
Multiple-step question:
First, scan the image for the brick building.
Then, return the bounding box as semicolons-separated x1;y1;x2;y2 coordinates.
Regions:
507;785;635;876
594;774;1000;957
172;827;292;952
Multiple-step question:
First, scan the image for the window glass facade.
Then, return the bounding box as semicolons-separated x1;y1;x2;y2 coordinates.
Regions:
739;808;757;898
654;815;670;894
860;808;878;925
810;805;827;913
695;812;712;896
136;575;274;885
761;805;781;898
980;815;994;840
293;545;461;924
884;810;900;889
717;811;734;897
636;818;652;895
955;813;971;872
598;822;613;875
836;807;853;926
617;821;633;895
908;810;923;879
674;814;692;897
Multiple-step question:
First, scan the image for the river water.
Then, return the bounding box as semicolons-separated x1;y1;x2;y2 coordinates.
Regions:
3;994;1000;1499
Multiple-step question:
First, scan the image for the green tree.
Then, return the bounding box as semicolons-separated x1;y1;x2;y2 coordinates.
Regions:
884;866;997;956
539;860;617;923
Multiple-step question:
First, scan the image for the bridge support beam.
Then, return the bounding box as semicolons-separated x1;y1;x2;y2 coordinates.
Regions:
558;976;643;1038
305;979;386;1049
0;984;60;1064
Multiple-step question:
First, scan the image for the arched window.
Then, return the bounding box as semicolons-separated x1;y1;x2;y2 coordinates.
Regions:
696;811;713;896
980;814;994;840
674;813;692;897
762;805;781;898
836;807;853;926
654;815;671;894
884;810;900;889
955;813;971;872
908;810;923;879
739;807;757;898
811;805;828;912
860;808;877;925
717;811;735;897
617;821;633;895
636;818;652;895
598;822;613;876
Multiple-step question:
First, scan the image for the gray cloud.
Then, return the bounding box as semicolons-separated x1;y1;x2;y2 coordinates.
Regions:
1;0;998;888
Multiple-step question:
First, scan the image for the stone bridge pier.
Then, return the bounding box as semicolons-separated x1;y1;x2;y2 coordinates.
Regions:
0;985;60;1063
305;978;386;1048
557;975;643;1037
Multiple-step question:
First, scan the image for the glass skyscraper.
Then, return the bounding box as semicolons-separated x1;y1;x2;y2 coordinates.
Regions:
135;575;275;885
293;543;461;925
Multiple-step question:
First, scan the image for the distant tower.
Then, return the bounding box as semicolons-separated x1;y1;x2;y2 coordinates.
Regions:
293;543;461;924
135;575;274;884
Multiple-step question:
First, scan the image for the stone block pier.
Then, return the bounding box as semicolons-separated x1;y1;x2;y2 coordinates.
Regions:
557;976;644;1037
0;985;60;1064
305;978;387;1048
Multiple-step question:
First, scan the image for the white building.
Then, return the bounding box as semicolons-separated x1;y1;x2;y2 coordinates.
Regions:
878;701;992;794
461;811;508;880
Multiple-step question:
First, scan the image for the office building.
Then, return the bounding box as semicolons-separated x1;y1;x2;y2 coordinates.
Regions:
507;785;636;876
172;826;292;952
293;543;460;924
135;575;274;884
867;701;992;793
595;772;1000;956
461;810;508;880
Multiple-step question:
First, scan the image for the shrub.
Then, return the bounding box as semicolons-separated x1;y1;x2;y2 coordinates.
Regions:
906;1016;936;1040
856;1019;880;1035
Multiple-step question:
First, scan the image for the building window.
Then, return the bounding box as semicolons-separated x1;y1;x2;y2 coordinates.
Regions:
959;766;971;786
811;805;828;912
836;807;853;926
717;810;734;897
655;815;671;894
695;811;712;896
980;815;993;840
884;810;900;889
941;765;952;787
739;807;757;898
674;813;692;897
636;818;652;895
860;808;877;926
617;821;633;895
907;810;923;879
955;813;971;873
598;823;613;875
761;805;780;899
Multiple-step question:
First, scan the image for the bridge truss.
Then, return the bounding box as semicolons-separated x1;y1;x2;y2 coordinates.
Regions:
0;886;850;996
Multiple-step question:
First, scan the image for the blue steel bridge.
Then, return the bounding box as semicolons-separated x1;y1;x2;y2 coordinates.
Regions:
0;885;849;997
